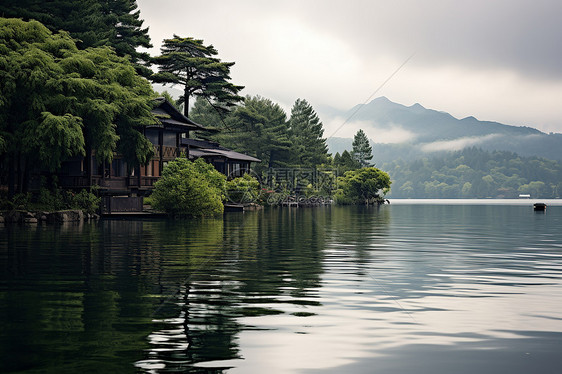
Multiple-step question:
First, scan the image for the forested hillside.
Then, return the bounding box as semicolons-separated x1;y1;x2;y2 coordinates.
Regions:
382;148;562;198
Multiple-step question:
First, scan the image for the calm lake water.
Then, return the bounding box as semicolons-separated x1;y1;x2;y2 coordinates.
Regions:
2;201;562;373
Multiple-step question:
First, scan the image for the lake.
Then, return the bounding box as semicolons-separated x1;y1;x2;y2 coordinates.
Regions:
1;201;562;373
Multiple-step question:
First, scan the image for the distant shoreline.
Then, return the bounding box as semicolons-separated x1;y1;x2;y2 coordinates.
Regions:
388;198;562;206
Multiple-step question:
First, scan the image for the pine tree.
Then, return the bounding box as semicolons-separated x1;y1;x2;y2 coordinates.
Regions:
0;0;153;77
352;129;374;168
288;99;329;168
152;36;244;117
223;96;291;174
334;150;360;173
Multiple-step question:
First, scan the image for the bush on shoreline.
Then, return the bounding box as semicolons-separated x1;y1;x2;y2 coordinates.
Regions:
335;167;391;205
0;188;100;215
151;158;226;216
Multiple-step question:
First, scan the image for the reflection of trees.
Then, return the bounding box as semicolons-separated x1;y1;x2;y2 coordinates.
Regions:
223;208;326;300
0;222;156;372
1;208;331;372
326;206;391;275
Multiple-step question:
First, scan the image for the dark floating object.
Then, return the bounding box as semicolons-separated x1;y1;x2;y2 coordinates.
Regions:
533;203;547;211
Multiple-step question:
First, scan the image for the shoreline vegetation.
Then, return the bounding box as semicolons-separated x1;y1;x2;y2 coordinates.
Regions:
0;16;391;217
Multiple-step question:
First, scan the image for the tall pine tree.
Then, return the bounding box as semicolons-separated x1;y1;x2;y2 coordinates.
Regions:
352;129;374;168
288;99;329;168
152;36;244;117
223;96;291;174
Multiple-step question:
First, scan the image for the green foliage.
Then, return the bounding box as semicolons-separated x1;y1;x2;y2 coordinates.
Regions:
70;189;101;214
0;18;155;193
0;0;153;77
152;35;244;116
383;147;562;198
226;174;261;204
151;158;226;216
0;187;99;213
288;98;329;168
220;95;292;173
335;167;391;205
158;91;181;111
333;150;361;173
352;129;374;167
143;195;154;206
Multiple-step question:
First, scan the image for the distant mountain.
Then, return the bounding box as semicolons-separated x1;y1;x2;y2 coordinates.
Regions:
324;97;562;162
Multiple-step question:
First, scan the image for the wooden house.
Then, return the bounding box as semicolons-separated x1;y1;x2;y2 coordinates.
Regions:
56;98;259;212
181;138;260;178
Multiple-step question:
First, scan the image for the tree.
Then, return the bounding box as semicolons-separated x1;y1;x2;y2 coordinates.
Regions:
222;96;292;174
335;167;391;205
288;99;329;168
0;0;153;77
352;129;374;167
152;36;244;117
334;150;360;173
151;158;226;216
0;18;155;194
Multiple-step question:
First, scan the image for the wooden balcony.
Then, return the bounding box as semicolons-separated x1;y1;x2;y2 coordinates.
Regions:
155;145;184;160
127;176;159;188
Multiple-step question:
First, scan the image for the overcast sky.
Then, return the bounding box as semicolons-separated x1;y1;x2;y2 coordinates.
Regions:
137;0;562;136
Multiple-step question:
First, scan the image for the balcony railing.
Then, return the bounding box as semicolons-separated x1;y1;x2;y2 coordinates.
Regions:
127;176;159;188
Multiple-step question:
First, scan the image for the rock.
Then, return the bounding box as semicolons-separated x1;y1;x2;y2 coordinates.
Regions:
4;211;22;223
0;215;4;224
24;217;38;224
47;210;84;222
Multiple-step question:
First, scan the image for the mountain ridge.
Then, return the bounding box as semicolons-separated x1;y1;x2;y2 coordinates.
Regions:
324;96;560;162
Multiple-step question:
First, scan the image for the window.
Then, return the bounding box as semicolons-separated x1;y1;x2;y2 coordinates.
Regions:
145;129;159;145
162;132;176;147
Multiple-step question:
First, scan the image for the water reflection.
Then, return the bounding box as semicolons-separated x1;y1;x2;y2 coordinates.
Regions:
2;205;562;373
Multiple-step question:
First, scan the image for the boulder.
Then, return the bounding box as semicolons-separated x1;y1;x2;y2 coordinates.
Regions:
47;210;85;222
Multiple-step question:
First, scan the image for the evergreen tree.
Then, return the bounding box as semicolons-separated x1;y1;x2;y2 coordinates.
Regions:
189;96;229;140
152;36;244;117
0;0;153;77
352;129;374;167
333;152;341;166
0;18;155;194
223;96;291;174
288;99;329;168
334;150;360;173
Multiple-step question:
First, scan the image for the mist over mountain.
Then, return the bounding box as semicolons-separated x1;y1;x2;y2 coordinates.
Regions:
324;97;562;162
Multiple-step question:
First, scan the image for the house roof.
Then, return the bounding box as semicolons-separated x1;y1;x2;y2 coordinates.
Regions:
205;149;261;162
181;138;221;149
149;98;206;131
188;147;261;163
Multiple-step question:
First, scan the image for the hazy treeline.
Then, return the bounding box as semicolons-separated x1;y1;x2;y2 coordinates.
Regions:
383;147;562;198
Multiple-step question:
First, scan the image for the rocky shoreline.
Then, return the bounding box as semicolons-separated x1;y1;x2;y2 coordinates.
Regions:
0;210;100;224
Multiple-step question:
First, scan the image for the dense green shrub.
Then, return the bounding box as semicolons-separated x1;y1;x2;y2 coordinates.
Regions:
335;167;391;205
151;158;226;216
0;188;99;213
225;174;261;204
70;189;101;214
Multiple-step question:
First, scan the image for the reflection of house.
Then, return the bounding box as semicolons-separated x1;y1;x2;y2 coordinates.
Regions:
57;98;259;212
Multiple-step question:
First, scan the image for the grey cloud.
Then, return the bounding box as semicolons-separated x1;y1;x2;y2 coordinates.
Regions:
291;0;562;81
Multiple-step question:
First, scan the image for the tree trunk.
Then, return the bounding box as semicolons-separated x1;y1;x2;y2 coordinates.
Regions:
8;153;15;198
21;157;29;193
184;88;190;117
